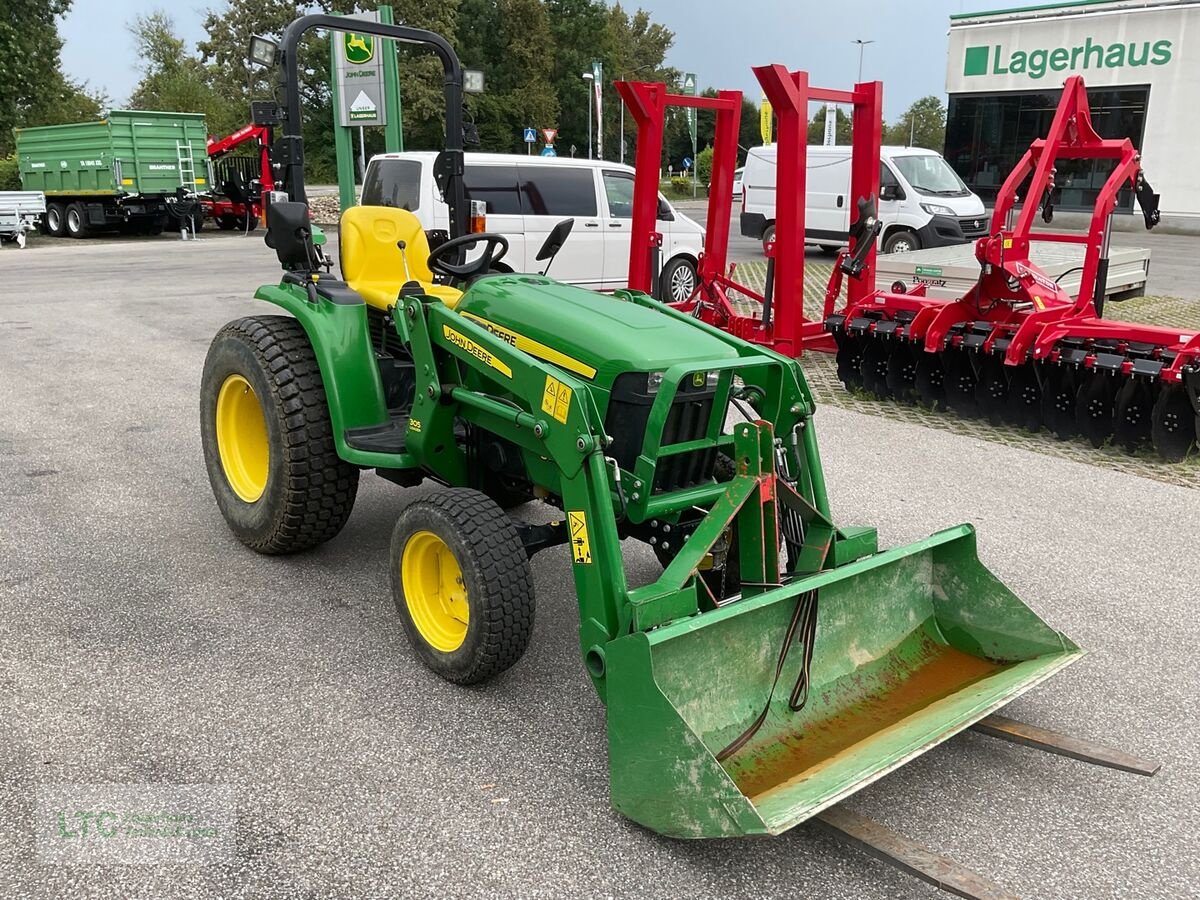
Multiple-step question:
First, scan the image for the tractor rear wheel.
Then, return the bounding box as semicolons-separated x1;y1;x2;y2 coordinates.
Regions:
200;315;359;554
390;489;535;684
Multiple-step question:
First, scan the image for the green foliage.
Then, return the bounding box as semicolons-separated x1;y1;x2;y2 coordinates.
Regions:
884;95;947;150
128;13;230;130
695;145;713;186
0;155;20;190
0;1;109;155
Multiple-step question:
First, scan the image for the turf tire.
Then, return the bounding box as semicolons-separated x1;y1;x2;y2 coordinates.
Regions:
390;489;535;684
200;315;358;554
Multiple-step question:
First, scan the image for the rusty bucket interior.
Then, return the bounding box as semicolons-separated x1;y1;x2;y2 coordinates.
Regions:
604;524;1082;838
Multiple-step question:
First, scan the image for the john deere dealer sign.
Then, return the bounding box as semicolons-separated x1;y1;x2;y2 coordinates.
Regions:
335;12;386;127
947;4;1189;92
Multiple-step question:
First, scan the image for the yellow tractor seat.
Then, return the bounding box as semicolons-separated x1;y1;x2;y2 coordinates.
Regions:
339;206;463;310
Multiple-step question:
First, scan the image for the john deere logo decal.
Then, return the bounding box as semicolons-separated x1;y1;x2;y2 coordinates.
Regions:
344;32;374;64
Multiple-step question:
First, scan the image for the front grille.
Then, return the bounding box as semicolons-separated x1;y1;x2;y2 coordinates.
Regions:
653;396;717;493
959;216;989;238
604;372;720;494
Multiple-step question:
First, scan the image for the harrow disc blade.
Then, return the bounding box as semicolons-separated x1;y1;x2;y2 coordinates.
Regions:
1074;372;1119;448
885;342;918;403
975;355;1010;426
860;339;893;399
914;351;946;409
1042;366;1080;440
1151;384;1197;461
835;334;865;391
942;349;980;418
1004;363;1043;432
1113;378;1155;452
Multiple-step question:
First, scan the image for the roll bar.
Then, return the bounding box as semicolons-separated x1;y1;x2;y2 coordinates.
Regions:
272;14;468;238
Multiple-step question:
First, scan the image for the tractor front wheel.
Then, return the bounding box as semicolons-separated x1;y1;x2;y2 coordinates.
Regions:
200;315;359;554
390;489;535;685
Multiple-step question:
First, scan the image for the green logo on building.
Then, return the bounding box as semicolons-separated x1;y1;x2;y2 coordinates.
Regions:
964;38;1172;79
344;32;374;64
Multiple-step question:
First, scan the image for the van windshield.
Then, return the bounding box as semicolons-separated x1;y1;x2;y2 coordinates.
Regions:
891;155;969;197
361;159;422;210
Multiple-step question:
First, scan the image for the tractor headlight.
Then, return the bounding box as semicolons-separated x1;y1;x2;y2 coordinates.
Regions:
920;202;956;217
247;34;280;68
646;371;665;393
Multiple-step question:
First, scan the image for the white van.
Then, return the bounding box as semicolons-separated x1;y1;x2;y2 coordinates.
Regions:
361;152;706;300
740;145;988;255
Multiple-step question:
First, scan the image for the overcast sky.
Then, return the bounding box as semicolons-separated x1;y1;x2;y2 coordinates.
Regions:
59;0;1045;121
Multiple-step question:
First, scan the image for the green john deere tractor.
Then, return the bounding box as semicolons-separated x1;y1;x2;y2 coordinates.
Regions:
201;15;1086;841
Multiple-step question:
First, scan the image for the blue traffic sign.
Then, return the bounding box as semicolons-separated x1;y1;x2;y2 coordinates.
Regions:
523;127;537;143
682;156;693;169
541;146;557;157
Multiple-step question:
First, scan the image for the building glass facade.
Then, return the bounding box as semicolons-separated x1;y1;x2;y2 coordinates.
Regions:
944;86;1149;211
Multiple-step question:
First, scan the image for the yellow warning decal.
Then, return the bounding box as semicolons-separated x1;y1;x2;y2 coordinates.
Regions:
1003;238;1014;249
542;375;573;424
459;312;597;379
442;324;512;378
568;511;592;564
1033;295;1045;311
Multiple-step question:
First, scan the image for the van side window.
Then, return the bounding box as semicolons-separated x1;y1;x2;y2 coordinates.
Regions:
361;159;422;210
601;171;634;218
463;164;522;214
519;167;598;217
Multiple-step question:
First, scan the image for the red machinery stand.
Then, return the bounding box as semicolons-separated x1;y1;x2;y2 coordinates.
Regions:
616;69;883;358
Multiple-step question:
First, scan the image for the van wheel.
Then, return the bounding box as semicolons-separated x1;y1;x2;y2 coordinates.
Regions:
660;257;697;303
45;203;67;237
883;229;920;254
761;223;776;255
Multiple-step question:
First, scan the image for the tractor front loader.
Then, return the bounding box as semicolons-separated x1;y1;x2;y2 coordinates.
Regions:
199;16;1158;895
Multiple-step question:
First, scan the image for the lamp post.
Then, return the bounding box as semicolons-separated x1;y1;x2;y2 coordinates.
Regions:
617;64;655;164
852;39;875;82
582;72;594;160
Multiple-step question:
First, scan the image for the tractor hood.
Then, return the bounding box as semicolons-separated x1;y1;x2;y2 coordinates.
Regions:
453;275;738;384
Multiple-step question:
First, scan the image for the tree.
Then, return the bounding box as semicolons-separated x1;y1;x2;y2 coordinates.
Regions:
545;0;611;157
128;12;230;131
606;3;677;161
0;1;107;154
885;95;946;150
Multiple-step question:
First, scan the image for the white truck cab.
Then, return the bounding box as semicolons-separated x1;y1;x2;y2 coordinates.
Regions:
740;145;988;254
361;152;706;300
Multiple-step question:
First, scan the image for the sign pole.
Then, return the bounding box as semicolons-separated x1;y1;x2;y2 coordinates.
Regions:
332;37;356;214
378;4;404;152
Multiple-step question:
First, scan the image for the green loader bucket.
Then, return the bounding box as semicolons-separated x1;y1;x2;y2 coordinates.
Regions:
605;524;1081;838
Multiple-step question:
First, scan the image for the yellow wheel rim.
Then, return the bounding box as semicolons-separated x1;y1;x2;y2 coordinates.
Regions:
401;531;469;653
215;374;270;503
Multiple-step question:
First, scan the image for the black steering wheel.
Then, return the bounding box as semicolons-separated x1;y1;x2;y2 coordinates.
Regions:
427;232;509;281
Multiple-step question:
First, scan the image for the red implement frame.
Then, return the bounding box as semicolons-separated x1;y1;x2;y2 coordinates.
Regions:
617;70;883;357
203;123;274;221
829;76;1194;382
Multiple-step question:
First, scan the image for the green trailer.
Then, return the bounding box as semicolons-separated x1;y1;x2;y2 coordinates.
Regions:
14;110;208;238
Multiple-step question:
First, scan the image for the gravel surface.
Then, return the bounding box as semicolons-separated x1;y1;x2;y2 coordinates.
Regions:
0;233;1196;899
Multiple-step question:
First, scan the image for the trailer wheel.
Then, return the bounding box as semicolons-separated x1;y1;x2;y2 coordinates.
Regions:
45;203;67;237
65;202;90;239
390;489;535;684
200;315;359;554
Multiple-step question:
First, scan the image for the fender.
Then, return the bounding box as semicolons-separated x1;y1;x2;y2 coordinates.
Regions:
254;282;396;466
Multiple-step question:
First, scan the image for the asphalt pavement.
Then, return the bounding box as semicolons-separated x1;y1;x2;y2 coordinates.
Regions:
1;232;1197;899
